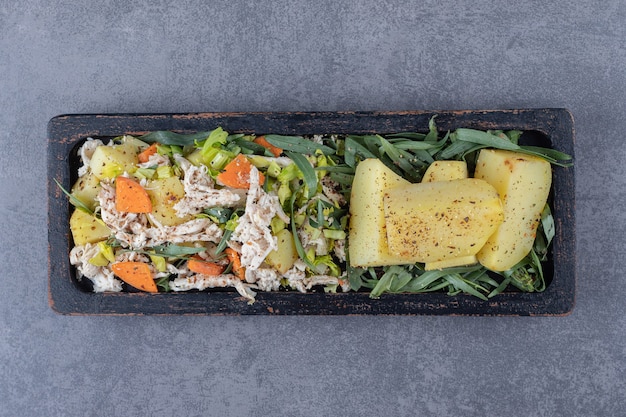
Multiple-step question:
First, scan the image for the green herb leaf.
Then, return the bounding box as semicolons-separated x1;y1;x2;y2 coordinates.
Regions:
453;128;521;151
265;135;335;155
150;244;206;257
443;274;488;300
215;229;233;256
344;136;378;167
203;207;233;224
289;186;318;273
54;178;94;216
286;151;318;199
156;276;171;292
140;131;212;146
518;146;574;167
233;138;274;156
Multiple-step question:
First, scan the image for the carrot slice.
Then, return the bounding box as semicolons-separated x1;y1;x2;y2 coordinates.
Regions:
115;176;153;213
254;136;283;157
216;154;265;189
111;262;157;293
224;248;245;280
187;257;226;276
138;143;158;163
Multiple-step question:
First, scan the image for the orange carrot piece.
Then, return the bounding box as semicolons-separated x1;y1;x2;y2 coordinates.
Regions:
216;154;265;189
115;176;153;213
254;135;283;157
224;248;245;280
187;257;226;276
111;262;157;293
138;143;158;163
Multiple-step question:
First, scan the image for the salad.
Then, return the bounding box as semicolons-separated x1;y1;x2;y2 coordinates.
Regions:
60;118;572;302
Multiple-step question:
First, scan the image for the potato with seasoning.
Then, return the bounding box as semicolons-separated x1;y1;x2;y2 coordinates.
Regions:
70;171;101;211
69;209;111;245
89;142;139;180
348;159;411;267
422;160;468;182
145;176;191;226
421;160;475;269
265;229;299;274
474;149;552;271
383;178;504;264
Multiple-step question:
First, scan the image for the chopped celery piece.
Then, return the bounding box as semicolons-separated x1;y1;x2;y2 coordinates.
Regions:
323;229;346;240
266;161;282;178
135;167;156;180
209;150;233;171
313;255;341;276
98;241;116;263
186;149;203;166
271;217;287;234
150;254;167;272
88;251;110;267
277;182;292;206
156;166;173;179
248;155;271;169
200;127;228;150
277;163;301;183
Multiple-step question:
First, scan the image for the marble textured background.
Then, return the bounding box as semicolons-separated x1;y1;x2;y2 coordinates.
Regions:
1;1;625;416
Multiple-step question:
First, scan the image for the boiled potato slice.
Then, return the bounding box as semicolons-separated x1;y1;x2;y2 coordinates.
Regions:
69;209;111;246
383;178;504;264
422;161;468;182
422;160;471;269
348;159;410;267
425;255;478;271
474;149;552;271
89;144;138;180
145;176;191;226
118;135;149;152
265;229;299;274
71;171;101;211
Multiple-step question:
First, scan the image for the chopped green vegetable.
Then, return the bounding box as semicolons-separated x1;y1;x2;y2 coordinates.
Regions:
140;131;213;146
265;134;335;155
54;178;94;216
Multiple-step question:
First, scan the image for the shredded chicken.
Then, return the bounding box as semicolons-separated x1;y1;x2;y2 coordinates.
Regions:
283;259;308;292
305;275;343;289
282;260;347;292
169;272;257;303
69;243;123;292
138;152;171;169
173;154;244;216
231;166;290;270
299;226;329;256
98;179;223;249
333;238;346;263
77;138;104;177
245;267;281;291
262;156;295;167
321;175;347;206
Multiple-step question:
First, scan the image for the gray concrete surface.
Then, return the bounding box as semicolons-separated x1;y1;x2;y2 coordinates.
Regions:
1;1;625;416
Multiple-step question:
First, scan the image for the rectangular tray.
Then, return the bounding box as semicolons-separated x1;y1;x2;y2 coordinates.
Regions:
47;109;576;315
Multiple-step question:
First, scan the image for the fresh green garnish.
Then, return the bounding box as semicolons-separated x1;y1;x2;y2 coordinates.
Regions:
265;134;335;155
285;151;318;199
140;131;213;146
54;178;94;216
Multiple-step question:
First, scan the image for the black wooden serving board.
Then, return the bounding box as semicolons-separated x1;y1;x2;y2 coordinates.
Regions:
47;109;576;315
